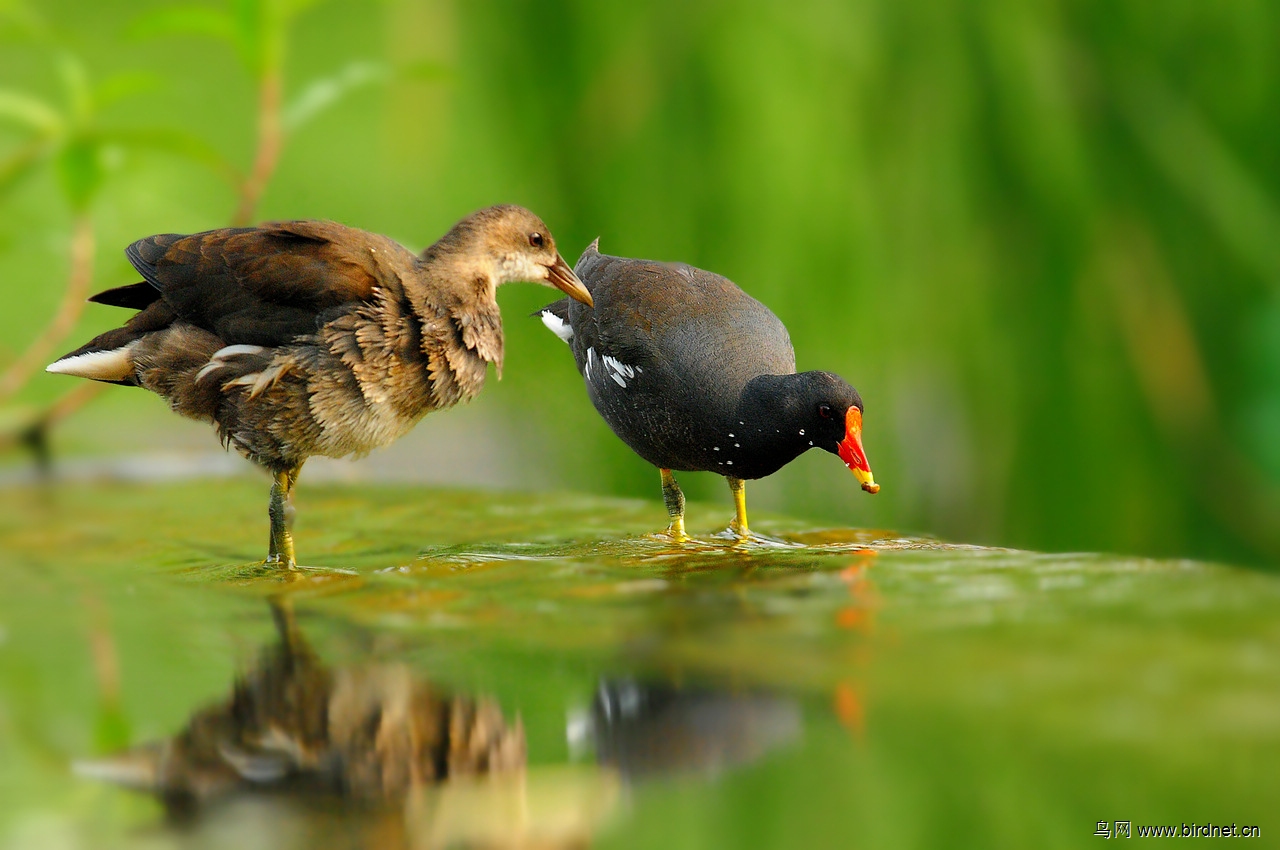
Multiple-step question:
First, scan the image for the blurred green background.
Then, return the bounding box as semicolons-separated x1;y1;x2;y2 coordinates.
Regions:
2;0;1279;566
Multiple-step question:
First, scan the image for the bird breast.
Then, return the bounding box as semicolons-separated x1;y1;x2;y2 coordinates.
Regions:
223;287;494;466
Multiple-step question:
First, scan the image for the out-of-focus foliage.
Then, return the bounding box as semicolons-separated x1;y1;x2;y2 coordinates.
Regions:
1;0;1278;565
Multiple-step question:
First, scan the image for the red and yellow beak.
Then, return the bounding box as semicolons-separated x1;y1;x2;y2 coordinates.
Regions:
837;407;880;494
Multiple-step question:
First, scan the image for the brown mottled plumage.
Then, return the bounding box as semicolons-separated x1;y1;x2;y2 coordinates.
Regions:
48;205;592;567
75;600;525;817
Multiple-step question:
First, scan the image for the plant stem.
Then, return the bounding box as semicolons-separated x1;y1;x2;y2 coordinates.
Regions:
232;67;284;226
0;211;94;405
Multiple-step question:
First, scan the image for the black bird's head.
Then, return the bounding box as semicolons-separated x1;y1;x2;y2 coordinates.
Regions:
790;371;879;494
431;204;594;306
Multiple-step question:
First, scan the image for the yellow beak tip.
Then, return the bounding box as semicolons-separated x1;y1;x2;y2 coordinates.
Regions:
851;467;879;494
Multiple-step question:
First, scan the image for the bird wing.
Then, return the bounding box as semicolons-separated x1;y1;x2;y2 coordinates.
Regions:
553;250;795;395
124;220;411;347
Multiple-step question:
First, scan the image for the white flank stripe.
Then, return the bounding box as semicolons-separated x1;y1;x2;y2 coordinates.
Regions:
594;352;637;388
46;345;135;381
539;310;574;344
602;355;634;379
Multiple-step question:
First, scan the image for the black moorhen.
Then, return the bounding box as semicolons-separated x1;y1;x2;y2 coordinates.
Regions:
538;241;877;541
48;205;593;568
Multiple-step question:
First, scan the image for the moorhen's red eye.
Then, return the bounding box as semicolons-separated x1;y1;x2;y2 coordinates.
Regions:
528;232;545;248
818;404;833;419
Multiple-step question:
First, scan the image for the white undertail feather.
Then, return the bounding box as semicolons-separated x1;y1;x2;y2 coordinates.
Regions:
223;363;288;398
195;344;268;384
539;310;574;343
72;750;161;790
45;344;137;381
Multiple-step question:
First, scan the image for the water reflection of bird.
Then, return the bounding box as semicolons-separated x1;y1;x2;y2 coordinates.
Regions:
76;599;525;815
539;242;877;541
568;679;801;778
48;206;592;568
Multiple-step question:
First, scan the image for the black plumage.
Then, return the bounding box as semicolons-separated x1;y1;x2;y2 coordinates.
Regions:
540;241;877;540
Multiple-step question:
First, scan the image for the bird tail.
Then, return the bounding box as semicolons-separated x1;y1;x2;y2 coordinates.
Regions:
46;336;141;384
534;301;574;344
47;295;176;385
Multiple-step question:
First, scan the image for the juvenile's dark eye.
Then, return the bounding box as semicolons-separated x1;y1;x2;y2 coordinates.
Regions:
818;404;833;419
528;232;545;248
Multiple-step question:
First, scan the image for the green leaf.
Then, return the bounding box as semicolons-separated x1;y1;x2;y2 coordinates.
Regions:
53;51;91;125
395;58;451;82
93;71;162;111
0;139;50;197
279;0;323;20
103;126;241;187
0;0;48;39
0;88;63;135
93;703;132;754
283;60;389;131
129;5;237;44
54;135;105;211
230;0;268;76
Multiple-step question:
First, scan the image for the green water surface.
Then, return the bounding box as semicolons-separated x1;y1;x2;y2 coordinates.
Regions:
0;479;1276;848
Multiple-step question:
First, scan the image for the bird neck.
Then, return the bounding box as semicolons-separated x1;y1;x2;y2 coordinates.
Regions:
726;374;816;477
406;252;505;373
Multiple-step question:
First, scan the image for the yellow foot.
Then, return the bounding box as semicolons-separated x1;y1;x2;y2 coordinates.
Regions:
711;526;801;548
662;526;693;544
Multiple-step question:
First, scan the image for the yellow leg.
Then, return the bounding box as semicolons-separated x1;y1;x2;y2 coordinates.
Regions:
267;466;300;570
660;468;690;542
728;476;749;540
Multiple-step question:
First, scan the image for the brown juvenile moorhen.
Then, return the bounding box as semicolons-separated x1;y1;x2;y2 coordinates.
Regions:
76;599;525;811
539;241;877;541
48;205;593;568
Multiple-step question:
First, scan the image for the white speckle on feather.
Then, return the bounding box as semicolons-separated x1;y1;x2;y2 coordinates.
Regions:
734;443;740;448
713;447;720;451
585;347;596;379
728;433;734;438
799;429;805;436
726;460;733;465
539;310;574;343
808;441;814;446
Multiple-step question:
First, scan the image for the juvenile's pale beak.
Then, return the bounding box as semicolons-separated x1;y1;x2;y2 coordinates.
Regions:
837;407;880;494
546;254;593;306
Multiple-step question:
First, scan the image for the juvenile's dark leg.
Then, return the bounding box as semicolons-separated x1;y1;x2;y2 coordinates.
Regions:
266;465;301;569
660;468;689;541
